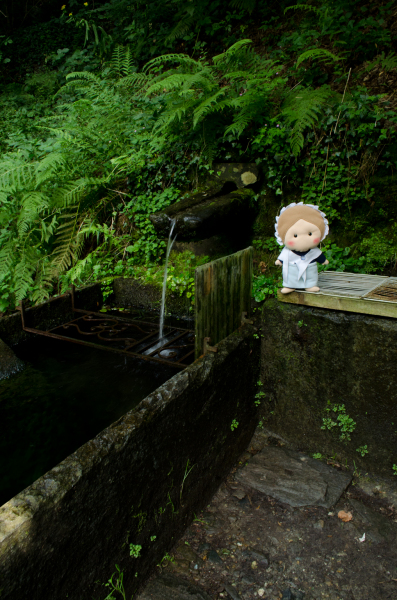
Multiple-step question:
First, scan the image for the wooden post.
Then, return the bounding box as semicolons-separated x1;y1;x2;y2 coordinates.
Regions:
195;247;253;359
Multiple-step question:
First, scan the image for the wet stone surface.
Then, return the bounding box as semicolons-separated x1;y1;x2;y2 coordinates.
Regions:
235;447;352;509
137;431;397;600
0;338;24;380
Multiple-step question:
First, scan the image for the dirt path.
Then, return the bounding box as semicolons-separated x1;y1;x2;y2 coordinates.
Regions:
139;430;397;600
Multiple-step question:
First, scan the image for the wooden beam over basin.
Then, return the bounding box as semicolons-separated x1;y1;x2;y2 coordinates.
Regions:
278;271;397;318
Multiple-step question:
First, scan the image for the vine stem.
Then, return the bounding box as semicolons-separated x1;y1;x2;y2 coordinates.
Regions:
334;67;352;134
320;144;330;199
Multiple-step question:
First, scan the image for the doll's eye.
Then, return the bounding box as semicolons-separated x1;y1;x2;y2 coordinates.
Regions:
308;232;312;236
294;234;297;238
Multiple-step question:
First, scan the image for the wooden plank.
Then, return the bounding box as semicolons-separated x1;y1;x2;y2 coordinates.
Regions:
277;290;397;318
195;247;253;358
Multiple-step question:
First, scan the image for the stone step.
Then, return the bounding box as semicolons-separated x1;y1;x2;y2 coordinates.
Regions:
235;446;352;508
136;573;211;600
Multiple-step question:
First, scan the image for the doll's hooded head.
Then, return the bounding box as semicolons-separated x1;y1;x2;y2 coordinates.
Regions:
275;202;329;246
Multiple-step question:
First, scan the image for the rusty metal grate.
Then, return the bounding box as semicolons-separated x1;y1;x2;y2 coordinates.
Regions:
364;278;397;302
20;287;195;370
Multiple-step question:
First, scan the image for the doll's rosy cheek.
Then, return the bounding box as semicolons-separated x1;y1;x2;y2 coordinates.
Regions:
313;237;320;244
287;241;294;246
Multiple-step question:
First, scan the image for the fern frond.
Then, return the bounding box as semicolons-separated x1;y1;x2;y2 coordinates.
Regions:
365;51;397;73
281;85;336;156
230;0;256;14
284;4;321;15
51;180;89;208
192;89;229;128
50;211;83;272
35;153;66;187
0;241;16;275
166;13;196;42
111;45;136;78
56;71;104;98
116;73;150;90
14;248;37;301
213;39;253;65
143;54;201;73
0;160;36;191
30;264;55;303
296;48;340;68
18;192;50;235
146;74;191;95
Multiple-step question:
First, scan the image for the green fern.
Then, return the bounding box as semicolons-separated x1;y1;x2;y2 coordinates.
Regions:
230;0;256;13
145;40;285;149
281;85;336;156
296;48;340;68
111;45;136;78
365;51;397;73
284;4;321;15
166;9;196;42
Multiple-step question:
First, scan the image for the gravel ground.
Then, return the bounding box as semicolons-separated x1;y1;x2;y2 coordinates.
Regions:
150;430;397;600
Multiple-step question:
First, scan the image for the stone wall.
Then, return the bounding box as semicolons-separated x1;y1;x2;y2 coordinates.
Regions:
260;299;397;477
113;277;192;316
0;325;260;600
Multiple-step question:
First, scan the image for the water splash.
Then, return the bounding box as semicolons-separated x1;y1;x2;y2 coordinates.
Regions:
159;219;177;339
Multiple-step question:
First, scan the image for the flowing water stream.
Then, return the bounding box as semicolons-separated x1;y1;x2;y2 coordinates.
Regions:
159;218;177;339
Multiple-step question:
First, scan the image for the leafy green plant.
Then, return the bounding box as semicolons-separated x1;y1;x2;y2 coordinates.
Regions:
252;274;281;302
312;452;324;460
393;464;397;476
356;445;368;457
158;553;175;567
321;403;356;442
96;565;129;600
320;244;366;273
143;39;287;161
129;544;142;559
254;380;265;407
252;237;280;253
230;419;239;431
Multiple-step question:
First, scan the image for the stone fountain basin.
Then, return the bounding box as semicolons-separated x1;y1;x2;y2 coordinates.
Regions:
150;187;255;240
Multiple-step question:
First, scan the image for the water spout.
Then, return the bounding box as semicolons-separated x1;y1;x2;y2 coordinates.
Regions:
159;219;177;339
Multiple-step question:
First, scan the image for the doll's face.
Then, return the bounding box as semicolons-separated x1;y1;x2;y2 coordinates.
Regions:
284;219;322;252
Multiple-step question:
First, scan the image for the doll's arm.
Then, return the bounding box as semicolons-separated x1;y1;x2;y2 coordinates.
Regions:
275;259;282;266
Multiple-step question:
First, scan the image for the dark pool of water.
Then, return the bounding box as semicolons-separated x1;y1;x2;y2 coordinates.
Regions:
0;336;176;507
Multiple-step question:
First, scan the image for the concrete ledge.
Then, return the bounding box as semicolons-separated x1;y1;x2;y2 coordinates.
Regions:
261;299;397;477
0;325;259;599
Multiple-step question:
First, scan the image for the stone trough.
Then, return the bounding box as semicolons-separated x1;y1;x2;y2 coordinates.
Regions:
0;286;260;600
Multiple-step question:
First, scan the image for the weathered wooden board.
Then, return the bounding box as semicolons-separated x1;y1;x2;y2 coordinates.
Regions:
278;289;397;318
195;247;253;358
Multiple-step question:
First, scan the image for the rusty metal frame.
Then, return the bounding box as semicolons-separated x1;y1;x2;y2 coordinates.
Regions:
20;286;194;370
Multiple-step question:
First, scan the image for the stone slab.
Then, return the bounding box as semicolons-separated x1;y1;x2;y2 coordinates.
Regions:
137;573;211;600
150;188;254;239
0;337;24;380
235;447;352;508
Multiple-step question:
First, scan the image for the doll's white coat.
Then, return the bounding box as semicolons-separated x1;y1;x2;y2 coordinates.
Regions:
278;246;322;288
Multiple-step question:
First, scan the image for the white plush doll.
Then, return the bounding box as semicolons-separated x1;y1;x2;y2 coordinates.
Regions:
274;202;329;294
